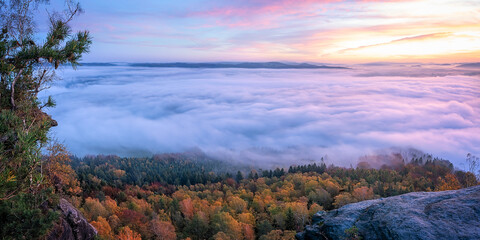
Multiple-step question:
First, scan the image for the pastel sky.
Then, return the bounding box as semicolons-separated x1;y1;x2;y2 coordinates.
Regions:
47;0;480;63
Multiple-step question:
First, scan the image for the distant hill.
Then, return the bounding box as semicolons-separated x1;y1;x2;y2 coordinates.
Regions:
80;62;119;66
130;62;348;69
458;62;480;68
79;62;348;69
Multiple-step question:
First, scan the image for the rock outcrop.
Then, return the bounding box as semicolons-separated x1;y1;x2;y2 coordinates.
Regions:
47;199;97;240
297;185;480;240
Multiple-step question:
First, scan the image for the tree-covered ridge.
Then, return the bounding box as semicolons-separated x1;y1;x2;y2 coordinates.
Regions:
72;152;251;189
71;154;478;240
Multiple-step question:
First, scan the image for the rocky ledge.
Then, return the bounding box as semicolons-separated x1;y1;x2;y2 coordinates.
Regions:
297;185;480;240
47;199;97;240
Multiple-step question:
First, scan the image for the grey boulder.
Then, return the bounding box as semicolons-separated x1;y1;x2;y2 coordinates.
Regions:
47;199;97;240
297;185;480;240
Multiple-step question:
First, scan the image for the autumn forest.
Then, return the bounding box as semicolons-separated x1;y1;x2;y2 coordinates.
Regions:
27;144;477;240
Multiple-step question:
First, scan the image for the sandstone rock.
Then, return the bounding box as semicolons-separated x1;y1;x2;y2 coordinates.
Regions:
47;199;97;240
297;185;480;240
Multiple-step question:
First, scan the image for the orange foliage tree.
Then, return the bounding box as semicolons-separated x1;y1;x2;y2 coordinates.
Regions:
117;226;142;240
437;173;461;191
180;198;194;219
352;186;374;201
150;219;177;240
91;216;114;240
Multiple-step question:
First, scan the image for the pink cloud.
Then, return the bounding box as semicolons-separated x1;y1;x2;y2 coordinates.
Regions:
193;0;328;17
180;0;421;38
189;0;412;18
185;0;344;28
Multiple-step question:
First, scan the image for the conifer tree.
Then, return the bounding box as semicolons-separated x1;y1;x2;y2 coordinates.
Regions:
0;0;91;200
0;0;91;238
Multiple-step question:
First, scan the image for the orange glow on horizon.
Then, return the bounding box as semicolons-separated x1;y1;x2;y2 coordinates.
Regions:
78;0;480;63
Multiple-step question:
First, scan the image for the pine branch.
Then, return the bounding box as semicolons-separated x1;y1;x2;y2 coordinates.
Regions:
10;67;23;110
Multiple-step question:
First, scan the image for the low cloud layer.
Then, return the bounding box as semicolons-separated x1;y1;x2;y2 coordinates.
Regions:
42;64;480;168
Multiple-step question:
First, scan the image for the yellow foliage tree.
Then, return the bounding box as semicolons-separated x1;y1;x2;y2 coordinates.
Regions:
333;192;355;208
309;203;323;218
238;212;256;225
103;197;119;215
212;212;242;240
288;202;309;230
43;143;81;195
228;196;247;213
83;197;108;220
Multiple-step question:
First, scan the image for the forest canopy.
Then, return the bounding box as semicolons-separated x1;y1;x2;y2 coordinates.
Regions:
70;152;478;240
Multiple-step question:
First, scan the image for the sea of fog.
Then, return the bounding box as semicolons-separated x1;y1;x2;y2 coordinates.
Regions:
41;63;480;168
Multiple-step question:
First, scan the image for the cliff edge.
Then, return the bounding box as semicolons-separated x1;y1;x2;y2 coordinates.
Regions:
297;185;480;240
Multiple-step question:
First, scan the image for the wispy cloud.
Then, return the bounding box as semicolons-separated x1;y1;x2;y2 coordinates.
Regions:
338;32;452;53
63;0;480;62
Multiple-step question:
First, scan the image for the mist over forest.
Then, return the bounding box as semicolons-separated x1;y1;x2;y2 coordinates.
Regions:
42;63;480;168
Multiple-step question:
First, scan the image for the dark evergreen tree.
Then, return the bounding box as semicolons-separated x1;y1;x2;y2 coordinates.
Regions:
256;219;274;237
285;207;295;231
236;170;243;182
